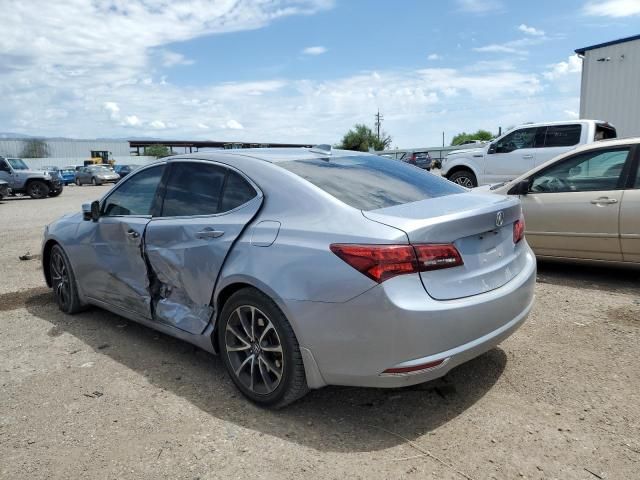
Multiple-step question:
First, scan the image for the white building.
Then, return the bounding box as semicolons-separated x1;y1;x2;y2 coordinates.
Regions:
576;34;640;137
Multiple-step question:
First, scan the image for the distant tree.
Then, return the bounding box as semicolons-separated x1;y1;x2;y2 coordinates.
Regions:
20;139;50;158
451;129;494;146
144;144;171;158
337;124;392;152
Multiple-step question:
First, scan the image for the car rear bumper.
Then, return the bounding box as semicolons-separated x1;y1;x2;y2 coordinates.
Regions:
286;245;536;388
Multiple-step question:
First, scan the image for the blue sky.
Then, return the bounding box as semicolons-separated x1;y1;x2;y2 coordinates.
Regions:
1;0;639;146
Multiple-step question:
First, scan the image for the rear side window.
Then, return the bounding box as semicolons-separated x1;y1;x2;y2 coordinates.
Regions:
278;155;464;211
103;165;165;216
162;163;226;217
219;171;257;212
545;124;582;147
595;123;617;141
635;163;640;188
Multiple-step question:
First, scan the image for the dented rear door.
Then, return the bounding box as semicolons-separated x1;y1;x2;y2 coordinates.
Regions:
144;161;262;334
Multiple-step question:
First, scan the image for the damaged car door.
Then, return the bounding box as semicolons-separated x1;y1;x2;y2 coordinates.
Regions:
144;160;262;334
80;164;166;318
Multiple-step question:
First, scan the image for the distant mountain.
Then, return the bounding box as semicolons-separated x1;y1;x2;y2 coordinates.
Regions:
0;132;34;139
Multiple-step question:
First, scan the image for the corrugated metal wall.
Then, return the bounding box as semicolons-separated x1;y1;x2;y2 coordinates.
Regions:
580;39;640;137
19;156;158;170
0;139;131;158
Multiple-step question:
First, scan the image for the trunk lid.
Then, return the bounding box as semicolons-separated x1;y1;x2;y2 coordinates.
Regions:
363;192;527;300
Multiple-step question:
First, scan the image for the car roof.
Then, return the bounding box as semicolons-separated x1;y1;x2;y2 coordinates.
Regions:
510;119;612;129
165;147;367;164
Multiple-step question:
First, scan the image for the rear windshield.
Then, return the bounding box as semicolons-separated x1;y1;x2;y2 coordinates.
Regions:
278;155;464;210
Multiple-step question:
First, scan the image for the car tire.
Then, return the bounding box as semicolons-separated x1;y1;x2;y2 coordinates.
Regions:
49;244;84;314
48;188;63;197
218;287;309;408
448;170;477;188
91;177;98;186
26;180;50;199
75;178;81;186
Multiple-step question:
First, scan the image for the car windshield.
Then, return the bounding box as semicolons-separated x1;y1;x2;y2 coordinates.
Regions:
8;158;29;170
278;155;464;211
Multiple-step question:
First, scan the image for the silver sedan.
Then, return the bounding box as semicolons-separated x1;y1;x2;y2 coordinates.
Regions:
75;165;120;186
42;147;536;407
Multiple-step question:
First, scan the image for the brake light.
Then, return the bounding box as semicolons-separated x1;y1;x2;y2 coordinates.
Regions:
513;216;525;244
330;243;463;283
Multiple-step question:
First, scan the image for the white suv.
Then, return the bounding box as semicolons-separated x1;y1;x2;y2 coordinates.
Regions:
441;120;617;187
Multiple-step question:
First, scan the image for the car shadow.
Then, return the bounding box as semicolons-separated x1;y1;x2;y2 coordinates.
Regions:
25;291;506;453
537;259;640;295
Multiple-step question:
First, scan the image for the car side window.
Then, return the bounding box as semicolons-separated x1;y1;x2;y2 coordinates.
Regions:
530;148;630;193
220;170;257;212
495;127;541;153
102;165;165;216
545;124;582;148
0;159;10;172
635;163;640;188
161;162;226;217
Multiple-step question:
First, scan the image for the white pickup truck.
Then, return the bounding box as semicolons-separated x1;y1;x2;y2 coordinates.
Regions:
441;120;617;187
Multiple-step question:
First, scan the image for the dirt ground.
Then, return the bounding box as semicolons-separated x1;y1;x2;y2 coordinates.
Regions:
1;185;639;480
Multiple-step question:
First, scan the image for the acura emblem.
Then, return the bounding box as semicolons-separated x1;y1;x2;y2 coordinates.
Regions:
495;211;504;227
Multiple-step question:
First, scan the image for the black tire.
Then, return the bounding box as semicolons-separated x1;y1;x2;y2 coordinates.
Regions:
448;170;477;188
75;178;81;186
91;177;98;186
218;287;309;408
49;188;63;197
26;180;50;199
49;244;84;314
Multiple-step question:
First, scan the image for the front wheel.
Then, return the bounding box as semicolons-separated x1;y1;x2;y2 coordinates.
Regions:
26;180;50;199
448;170;477;188
218;288;309;408
49;245;84;314
75;178;81;186
91;177;98;186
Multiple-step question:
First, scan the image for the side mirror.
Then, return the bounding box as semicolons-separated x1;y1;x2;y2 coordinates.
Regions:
91;200;101;221
487;143;496;154
507;180;530;196
82;203;92;221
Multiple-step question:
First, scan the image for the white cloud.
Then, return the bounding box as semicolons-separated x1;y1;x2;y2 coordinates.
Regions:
544;54;582;80
160;50;194;67
564;110;579;119
455;0;503;13
427;53;442;60
123;115;141;127
518;24;545;36
474;44;522;54
583;0;640;17
103;102;120;120
150;120;167;129
197;123;210;129
224;119;244;130
302;46;327;55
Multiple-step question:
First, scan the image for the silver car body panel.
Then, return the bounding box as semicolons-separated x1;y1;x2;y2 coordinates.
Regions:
43;148;536;390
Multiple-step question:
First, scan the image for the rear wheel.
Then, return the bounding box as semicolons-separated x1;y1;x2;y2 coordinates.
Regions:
448;170;477;188
50;245;84;314
75;178;81;186
26;180;50;199
218;288;308;408
91;177;98;186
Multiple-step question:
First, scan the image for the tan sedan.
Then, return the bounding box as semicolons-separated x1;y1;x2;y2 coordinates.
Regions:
484;138;639;265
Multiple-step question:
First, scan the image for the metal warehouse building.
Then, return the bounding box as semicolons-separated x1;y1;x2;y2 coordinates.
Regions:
576;34;640;137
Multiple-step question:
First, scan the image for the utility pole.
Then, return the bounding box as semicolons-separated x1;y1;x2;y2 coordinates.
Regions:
374;110;383;141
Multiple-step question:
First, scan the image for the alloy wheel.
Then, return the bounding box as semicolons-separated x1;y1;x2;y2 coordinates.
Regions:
224;305;284;395
453;176;475;188
50;249;71;311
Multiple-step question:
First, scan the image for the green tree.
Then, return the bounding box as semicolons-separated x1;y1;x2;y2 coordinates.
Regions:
20;139;50;158
451;129;494;146
337;124;392;152
144;144;171;158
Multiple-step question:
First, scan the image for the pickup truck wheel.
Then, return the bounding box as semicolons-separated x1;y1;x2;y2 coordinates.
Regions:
448;170;477;188
26;180;50;199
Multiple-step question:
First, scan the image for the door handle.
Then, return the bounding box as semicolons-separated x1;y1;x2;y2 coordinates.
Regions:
590;197;618;205
522;154;534;159
126;229;140;239
196;228;224;239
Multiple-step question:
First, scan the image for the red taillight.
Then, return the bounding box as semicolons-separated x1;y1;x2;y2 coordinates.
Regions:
383;358;446;374
513;216;525;244
330;243;463;283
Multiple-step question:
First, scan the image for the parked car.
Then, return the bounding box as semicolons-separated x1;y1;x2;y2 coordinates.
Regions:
479;138;639;265
42;147;536;407
75;165;120;185
113;164;140;180
41;166;76;186
400;150;433;170
442;120;617;188
0;180;9;200
0;156;64;198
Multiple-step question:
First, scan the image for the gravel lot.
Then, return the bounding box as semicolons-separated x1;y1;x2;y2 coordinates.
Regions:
1;185;639;480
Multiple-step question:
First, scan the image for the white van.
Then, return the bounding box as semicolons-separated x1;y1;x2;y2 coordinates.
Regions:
441;120;617;187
